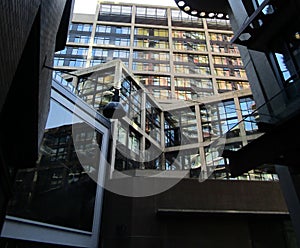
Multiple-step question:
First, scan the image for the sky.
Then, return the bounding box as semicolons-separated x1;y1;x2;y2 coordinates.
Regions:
74;0;177;14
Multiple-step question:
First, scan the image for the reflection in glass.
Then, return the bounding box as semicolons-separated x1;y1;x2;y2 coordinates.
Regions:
275;53;292;81
6;100;102;232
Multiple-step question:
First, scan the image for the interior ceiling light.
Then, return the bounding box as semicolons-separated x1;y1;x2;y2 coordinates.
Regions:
191;10;198;15
178;1;185;7
199;12;206;17
295;32;300;40
208;12;215;18
217;13;224;18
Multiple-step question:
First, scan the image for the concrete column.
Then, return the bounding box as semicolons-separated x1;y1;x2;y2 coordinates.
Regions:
129;4;136;70
167;7;176;98
234;96;247;145
203;18;219;95
275;165;300;248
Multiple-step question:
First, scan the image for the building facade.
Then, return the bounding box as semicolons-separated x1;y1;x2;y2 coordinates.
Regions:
1;74;111;247
52;1;275;180
0;0;74;235
0;1;297;247
174;0;300;246
1;58;292;248
54;2;250;103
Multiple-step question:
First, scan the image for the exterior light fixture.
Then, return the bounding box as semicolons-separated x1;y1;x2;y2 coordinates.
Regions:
102;87;126;119
184;6;191;11
178;1;185;6
173;0;230;20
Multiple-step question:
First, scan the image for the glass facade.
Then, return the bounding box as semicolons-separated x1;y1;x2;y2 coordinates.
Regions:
54;3;249;101
2;75;110;247
51;3;276;181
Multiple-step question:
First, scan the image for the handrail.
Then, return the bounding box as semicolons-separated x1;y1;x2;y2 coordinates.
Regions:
206;77;300;174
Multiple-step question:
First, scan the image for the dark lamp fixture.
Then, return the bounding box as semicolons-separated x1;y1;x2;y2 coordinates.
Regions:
174;0;230;19
102;87;126;119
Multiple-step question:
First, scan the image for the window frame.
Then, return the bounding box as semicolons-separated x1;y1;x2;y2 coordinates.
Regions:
1;81;110;248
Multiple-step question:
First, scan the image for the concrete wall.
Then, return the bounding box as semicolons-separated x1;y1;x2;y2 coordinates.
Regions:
100;178;294;248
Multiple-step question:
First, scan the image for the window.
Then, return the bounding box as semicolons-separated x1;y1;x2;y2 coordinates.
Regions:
100;4;132;16
96;25;111;33
70;47;88;55
135;7;167;25
115;38;130;46
67;59;86;67
136;75;171;88
92;48;109;57
1;85;110;247
132;62;170;72
217;80;250;92
70;23;92;32
164;108;198;147
240;97;258;134
201;100;239;140
206;18;232;30
53;58;65;66
94;36;110;45
68;34;90;43
171;10;203;28
175;78;213;91
172;30;205;40
113;50;129;58
120;76;142;126
133;51;169;61
173;40;207;52
98;4;132;22
145;100;161;142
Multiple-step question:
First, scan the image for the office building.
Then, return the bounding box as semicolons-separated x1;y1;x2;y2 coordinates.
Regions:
49;1;286;180
2;59;292;248
54;2;250;103
0;1;296;247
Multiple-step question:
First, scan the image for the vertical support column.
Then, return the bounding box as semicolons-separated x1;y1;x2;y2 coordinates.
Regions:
140;91;146;169
199;146;207;179
129;4;136;70
73;75;79;93
167;7;175;98
86;1;100;67
160;111;166;170
203;18;219;95
160;111;165;149
195;104;203;143
195;103;207;178
275;165;300;248
115;61;123;88
109;120;118;178
234;96;247;145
